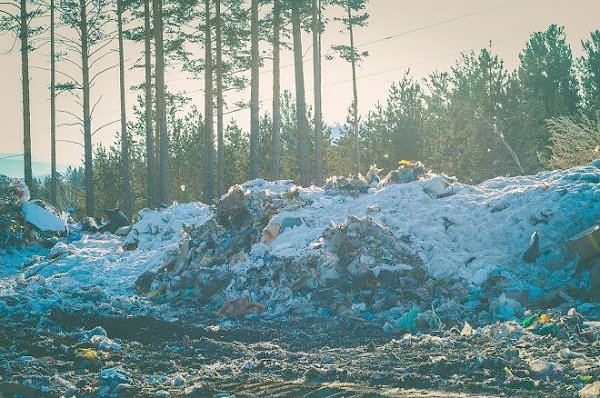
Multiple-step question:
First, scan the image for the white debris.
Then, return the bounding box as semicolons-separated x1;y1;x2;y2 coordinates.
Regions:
22;201;67;232
125;202;212;251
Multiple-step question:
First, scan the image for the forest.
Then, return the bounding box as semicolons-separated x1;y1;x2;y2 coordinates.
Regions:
2;0;600;218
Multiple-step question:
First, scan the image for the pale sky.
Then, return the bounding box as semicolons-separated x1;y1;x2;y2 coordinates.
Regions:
1;0;599;169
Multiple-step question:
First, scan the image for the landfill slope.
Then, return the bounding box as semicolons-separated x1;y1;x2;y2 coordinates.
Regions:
136;164;600;323
0;163;599;397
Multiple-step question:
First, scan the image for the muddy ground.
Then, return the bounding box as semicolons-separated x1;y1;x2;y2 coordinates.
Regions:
1;309;597;398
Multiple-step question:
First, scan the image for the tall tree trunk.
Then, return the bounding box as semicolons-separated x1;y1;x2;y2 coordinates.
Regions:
312;0;323;183
153;0;170;204
203;0;215;202
144;0;154;207
215;0;225;195
117;0;132;216
291;0;310;186
153;95;160;200
20;0;32;192
270;0;281;180
348;1;360;174
81;0;94;216
249;0;260;179
50;0;57;204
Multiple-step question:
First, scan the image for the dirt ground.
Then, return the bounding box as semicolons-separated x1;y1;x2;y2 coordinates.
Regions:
1;309;595;398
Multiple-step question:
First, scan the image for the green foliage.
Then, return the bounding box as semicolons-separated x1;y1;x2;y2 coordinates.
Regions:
0;175;24;248
580;30;600;116
0;0;45;48
59;0;112;45
331;0;369;64
546;114;600;169
518;24;579;117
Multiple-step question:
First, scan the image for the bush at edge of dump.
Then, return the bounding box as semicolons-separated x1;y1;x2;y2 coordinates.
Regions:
0;174;26;249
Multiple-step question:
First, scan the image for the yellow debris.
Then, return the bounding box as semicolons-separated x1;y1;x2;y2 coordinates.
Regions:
398;160;417;167
76;348;108;361
148;290;161;298
539;314;551;324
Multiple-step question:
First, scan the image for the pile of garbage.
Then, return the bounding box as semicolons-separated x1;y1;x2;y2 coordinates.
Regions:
0;175;67;249
122;161;600;327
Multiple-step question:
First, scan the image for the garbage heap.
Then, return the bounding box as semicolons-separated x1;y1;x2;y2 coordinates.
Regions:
128;160;600;325
134;171;470;320
0;175;67;249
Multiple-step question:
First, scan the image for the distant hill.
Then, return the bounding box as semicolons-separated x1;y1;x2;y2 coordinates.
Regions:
0;154;74;178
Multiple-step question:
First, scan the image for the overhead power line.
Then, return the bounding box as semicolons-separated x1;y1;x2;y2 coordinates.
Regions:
357;0;526;48
222;35;522;117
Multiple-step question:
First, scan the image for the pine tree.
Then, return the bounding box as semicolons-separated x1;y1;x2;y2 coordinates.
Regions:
203;0;215;202
117;0;132;216
580;31;600;116
58;0;113;216
249;0;260;180
153;0;170;205
291;0;310;186
331;0;369;174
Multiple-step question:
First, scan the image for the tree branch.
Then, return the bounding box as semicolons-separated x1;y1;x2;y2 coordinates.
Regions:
92;119;118;136
89;63;118;84
57;109;83;122
90;94;103;116
57;139;84;148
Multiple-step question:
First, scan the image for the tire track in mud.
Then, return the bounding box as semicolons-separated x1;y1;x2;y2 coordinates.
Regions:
209;380;494;397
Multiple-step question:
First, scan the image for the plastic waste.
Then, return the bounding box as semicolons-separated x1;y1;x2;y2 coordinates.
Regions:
395;307;419;332
12;178;30;202
365;164;382;186
522;315;539;328
22;200;67;233
423;176;454;198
